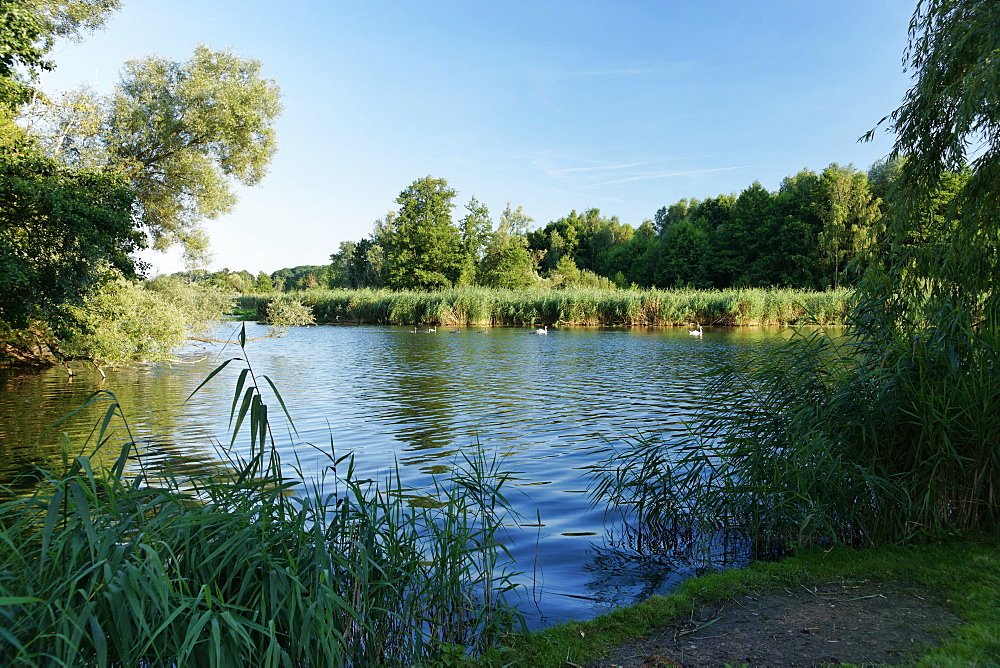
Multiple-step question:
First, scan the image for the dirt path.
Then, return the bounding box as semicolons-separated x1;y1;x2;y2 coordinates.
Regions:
588;580;960;667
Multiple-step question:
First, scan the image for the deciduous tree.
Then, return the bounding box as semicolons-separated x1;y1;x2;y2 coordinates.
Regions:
383;176;463;290
458;196;492;284
26;46;282;264
0;142;142;328
815;164;879;289
854;0;1000;348
0;0;120;108
477;203;536;289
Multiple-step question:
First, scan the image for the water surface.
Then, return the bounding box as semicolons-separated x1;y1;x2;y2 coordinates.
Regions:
0;323;788;627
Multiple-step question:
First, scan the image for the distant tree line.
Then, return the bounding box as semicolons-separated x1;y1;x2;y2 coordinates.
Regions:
220;162;962;295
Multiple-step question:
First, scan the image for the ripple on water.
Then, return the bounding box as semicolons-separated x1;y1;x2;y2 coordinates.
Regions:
0;323;786;627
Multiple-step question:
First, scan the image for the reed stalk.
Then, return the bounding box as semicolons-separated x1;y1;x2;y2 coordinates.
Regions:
590;323;1000;558
237;287;851;327
0;326;523;666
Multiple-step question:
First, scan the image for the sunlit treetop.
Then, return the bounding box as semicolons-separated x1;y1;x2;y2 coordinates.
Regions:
0;0;120;108
103;46;282;261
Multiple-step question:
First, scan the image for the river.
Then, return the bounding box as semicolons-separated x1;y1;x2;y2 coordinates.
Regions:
0;323;789;627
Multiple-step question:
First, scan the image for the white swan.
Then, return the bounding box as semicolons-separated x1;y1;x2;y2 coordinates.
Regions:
535;325;548;335
421;326;437;333
689;324;703;337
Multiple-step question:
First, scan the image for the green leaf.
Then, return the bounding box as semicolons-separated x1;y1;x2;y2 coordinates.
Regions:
261;374;297;437
185;358;235;404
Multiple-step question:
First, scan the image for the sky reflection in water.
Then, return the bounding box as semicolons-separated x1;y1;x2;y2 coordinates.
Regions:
0;323;789;627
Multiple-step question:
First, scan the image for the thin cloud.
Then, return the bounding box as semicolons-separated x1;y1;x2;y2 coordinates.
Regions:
595;165;755;186
556;159;677;175
532;156;691;180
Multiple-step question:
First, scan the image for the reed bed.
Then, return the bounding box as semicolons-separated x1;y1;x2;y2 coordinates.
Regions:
237;287;851;327
0;330;523;666
590;323;1000;557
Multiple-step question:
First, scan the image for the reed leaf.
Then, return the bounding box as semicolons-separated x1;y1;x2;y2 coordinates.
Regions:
0;337;524;666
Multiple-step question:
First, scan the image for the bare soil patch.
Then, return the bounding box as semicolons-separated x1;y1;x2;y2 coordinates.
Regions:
589;580;960;667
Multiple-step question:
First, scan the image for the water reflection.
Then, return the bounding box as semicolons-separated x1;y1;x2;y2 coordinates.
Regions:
0;323;787;626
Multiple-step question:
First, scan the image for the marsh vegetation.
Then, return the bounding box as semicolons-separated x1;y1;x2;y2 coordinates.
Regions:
239;286;849;328
0;333;523;666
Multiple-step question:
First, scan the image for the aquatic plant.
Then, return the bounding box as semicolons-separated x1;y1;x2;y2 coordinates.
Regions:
592;0;1000;556
237;287;850;328
260;294;315;336
0;327;523;666
591;318;1000;557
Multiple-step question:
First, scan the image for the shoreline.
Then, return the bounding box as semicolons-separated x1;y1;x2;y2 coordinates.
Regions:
477;533;1000;666
238;286;852;328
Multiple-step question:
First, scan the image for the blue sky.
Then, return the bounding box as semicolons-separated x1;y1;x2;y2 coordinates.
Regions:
40;0;917;275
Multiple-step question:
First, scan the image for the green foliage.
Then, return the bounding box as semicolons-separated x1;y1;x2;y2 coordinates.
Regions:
476;203;537;289
459;196;493;285
528;207;626;279
0;0;120;109
23;45;282;263
103;46;281;260
62;275;189;365
260;295;315;336
309;162;886;295
251;271;274;293
249;286;849;328
657;216;711;288
0;338;523;665
0;140;142;329
545;255;617;290
0;1;50;108
593;0;1000;562
268;264;331;292
816;163;879;289
591;329;933;552
383;176;465;290
62;274;232;365
144;275;234;334
329;237;385;289
1;5;280;367
860;0;1000;344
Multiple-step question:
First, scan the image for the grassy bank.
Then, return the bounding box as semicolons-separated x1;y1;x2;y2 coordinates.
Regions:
477;532;1000;666
0;336;523;667
237;287;851;327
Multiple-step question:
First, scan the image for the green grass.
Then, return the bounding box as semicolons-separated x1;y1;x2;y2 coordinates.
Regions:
236;286;852;327
476;532;1000;666
227;307;257;320
0;329;524;667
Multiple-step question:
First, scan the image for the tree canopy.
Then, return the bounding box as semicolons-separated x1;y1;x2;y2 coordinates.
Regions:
0;140;141;328
0;1;280;365
0;0;120;108
861;0;1000;341
26;46;282;263
382;176;464;290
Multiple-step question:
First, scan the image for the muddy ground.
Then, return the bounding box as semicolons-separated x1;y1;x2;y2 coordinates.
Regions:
588;579;960;667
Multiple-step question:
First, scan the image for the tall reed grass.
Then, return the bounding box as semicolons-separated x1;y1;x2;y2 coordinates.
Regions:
590;323;1000;557
237;287;850;327
0;327;523;666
